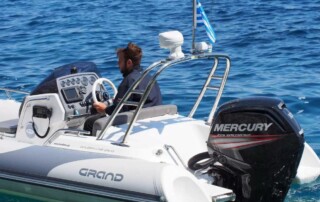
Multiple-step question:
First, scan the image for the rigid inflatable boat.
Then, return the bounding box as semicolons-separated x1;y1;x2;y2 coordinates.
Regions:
0;32;319;202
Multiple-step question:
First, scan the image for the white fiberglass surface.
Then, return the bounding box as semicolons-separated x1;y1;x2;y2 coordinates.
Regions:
51;114;210;166
0;100;20;122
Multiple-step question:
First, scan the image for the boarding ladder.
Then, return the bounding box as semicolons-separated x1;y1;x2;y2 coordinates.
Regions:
96;53;231;145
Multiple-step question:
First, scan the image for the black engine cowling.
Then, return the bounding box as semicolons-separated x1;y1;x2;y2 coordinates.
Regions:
206;97;304;201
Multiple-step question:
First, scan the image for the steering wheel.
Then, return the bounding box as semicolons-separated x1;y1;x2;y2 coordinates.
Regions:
92;78;117;103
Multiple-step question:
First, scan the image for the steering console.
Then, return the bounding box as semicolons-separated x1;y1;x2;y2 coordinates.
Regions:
56;73;117;126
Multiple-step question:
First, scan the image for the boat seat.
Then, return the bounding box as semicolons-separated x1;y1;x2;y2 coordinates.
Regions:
133;104;178;120
0;119;19;134
92;105;178;136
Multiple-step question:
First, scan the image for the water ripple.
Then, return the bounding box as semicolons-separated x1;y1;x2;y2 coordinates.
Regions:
1;0;319;201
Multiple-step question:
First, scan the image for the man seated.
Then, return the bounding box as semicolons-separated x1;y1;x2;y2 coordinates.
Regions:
84;42;162;133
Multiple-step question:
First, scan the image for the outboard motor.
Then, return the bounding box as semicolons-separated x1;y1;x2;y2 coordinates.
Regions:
209;97;305;201
189;97;305;202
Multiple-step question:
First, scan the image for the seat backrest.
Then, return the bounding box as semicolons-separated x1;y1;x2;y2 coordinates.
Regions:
136;104;177;120
92;105;178;136
92;111;133;136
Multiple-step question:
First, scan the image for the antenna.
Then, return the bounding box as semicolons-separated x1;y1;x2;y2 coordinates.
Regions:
192;0;197;52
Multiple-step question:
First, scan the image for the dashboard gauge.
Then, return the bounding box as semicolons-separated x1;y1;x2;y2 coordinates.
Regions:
76;78;80;84
79;86;87;94
61;80;66;87
89;76;96;85
71;78;76;85
81;76;88;86
66;79;71;86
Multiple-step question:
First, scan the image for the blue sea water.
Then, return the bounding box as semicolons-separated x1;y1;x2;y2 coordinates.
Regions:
0;0;319;201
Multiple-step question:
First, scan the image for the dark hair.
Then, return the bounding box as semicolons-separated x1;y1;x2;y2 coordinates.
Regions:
117;42;142;66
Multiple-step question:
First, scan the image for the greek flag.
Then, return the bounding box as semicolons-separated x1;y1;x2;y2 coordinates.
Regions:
196;0;216;44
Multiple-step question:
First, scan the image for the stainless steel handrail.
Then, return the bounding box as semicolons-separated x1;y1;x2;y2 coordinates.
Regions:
120;57;191;144
188;57;219;118
97;53;231;145
207;57;231;124
188;55;231;124
0;87;29;100
96;60;165;141
164;144;188;169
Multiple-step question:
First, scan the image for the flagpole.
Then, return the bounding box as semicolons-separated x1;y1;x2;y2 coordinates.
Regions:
192;0;197;52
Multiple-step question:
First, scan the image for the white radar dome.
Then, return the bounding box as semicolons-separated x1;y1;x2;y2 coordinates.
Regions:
159;31;184;60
